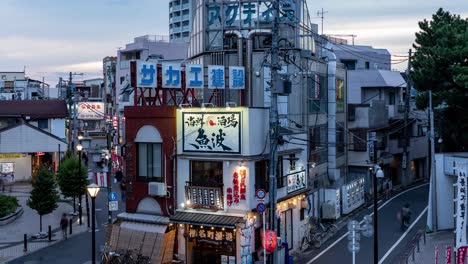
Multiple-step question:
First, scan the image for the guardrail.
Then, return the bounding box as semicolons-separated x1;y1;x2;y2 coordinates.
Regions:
399;229;426;264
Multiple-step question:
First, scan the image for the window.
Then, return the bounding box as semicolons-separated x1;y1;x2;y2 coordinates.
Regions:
38;119;48;129
388;92;395;105
365;61;370;69
137;143;162;181
349;129;367;151
255;160;269;192
190;161;222;186
308;75;327;113
309;126;328;164
341;60;356;70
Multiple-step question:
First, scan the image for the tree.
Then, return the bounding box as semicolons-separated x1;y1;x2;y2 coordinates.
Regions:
411;8;468;151
57;150;88;210
27;165;60;232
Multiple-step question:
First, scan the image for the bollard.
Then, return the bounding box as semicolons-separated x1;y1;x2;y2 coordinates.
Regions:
48;225;52;241
423;231;426;245
405;253;408;264
412;245;415;261
417;239;420;252
23;234;27;252
69;218;73;235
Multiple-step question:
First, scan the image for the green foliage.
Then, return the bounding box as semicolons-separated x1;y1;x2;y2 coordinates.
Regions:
27;166;59;216
57;153;88;198
411;8;468;151
0;194;18;218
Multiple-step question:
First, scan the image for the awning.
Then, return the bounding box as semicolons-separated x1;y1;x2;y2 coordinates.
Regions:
170;211;243;228
120;221;167;233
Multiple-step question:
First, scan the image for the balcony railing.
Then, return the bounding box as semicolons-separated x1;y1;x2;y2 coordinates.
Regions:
185;181;224;210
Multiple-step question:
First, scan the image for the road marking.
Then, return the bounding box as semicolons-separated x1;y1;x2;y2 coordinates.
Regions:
379;206;428;264
306;183;429;264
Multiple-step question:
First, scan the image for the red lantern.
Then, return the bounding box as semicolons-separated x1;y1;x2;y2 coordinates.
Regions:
262;230;277;253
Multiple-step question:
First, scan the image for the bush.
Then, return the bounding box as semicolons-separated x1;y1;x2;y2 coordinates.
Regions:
0;194;19;218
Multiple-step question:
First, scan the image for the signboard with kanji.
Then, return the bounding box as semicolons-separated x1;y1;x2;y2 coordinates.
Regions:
77;102;105;120
456;163;468;249
182;112;241;154
187;226;236;246
287;170;307;193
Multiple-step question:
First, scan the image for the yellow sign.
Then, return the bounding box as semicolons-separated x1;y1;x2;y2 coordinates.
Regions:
0;153;21;158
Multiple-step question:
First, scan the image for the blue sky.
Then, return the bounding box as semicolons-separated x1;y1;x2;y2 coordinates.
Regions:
0;0;466;84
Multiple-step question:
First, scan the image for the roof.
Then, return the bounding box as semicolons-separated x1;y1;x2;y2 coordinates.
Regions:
348;70;406;89
170;211;244;228
0;100;67;118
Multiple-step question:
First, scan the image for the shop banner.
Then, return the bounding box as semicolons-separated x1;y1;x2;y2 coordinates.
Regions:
457;246;467;264
456;163;468;249
446;245;452;264
435;245;439;264
94;172;108;188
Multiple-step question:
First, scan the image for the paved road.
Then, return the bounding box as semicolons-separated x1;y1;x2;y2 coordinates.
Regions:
296;183;429;264
7;178;123;264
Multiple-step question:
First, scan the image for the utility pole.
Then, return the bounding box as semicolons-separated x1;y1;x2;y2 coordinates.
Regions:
106;122;113;224
317;8;328;35
402;49;412;187
429;90;437;232
268;1;280;263
70;72;77;151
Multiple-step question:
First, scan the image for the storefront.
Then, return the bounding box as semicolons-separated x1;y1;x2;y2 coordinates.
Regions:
171;212;243;264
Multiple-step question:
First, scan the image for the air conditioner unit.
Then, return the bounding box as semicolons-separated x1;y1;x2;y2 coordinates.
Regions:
148;182;167;197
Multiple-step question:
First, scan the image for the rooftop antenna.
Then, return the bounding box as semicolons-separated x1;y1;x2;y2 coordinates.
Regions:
317;8;328;35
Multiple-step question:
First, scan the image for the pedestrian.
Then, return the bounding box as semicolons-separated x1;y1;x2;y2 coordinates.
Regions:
120;179;127;202
399;204;412;231
60;213;69;239
115;170;123;183
385;180;392;199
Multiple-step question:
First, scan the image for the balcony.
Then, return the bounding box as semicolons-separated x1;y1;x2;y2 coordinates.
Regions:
185;182;224;211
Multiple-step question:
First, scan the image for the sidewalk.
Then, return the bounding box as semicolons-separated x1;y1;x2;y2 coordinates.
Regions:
0;183;90;264
405;230;454;264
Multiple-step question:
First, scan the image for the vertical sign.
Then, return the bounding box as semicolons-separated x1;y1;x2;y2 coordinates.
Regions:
368;132;376;163
456;163;468;249
458;246;467;264
446;245;452;264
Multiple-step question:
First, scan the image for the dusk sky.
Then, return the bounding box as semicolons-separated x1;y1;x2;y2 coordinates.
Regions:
0;0;467;85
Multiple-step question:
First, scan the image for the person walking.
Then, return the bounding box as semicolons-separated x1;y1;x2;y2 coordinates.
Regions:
120;179;127;203
60;213;69;239
399;204;412;231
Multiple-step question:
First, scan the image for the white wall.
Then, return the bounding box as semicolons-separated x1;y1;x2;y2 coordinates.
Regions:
51;119;66;140
0;155;31;181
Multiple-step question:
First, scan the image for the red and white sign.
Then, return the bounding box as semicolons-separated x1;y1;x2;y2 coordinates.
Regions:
77;102;105;120
94;172;108;187
458;246;467;264
446;245;452;264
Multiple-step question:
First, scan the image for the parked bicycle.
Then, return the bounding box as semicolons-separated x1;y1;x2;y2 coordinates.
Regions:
300;218;339;251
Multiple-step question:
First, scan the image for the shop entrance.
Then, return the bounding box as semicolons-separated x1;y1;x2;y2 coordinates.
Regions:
186;225;236;264
32;152;53;177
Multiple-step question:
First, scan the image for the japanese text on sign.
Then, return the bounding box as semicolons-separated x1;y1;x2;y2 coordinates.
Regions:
456;162;468;249
182;112;241;154
287;170;307;193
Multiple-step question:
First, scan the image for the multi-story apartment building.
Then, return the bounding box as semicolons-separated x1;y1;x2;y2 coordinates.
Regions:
169;0;194;43
0;71;49;100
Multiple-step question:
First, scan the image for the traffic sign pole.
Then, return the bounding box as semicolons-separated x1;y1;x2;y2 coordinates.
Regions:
263;211;266;264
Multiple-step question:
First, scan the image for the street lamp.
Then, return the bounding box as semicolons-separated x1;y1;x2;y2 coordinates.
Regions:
87;183;100;264
76;143;83;225
373;165;384;264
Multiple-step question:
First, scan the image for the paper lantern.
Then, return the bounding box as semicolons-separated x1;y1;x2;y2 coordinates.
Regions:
262;230;277;253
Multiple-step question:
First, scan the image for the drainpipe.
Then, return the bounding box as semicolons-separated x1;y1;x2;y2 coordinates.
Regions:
246;29;271;107
324;43;337;183
225;30;244;66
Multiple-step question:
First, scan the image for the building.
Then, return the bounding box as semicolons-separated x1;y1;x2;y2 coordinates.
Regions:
0;100;68;180
0;71;49;100
337;42;428;192
169;0;194;43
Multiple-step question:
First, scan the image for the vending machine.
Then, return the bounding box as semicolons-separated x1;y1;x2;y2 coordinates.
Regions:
322;188;341;220
341;178;365;214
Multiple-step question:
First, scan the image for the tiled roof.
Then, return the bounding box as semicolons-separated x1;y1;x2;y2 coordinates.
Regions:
170;211;243;228
0;100;68;118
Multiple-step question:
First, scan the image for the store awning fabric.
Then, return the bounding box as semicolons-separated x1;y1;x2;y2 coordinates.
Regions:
170;211;243;228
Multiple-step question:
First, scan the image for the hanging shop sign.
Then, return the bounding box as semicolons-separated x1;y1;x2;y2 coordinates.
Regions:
368;132;376;162
187;226;236;246
262;230;277;253
77;102;105;120
456;164;468;249
286;170;307;193
135;61;244;89
182;112;241;154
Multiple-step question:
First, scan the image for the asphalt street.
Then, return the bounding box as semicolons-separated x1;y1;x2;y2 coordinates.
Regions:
296;183;429;264
7;180;121;264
